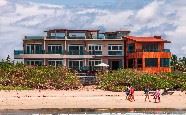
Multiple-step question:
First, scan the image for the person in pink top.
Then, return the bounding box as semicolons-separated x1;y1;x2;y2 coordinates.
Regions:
154;89;160;103
129;86;135;102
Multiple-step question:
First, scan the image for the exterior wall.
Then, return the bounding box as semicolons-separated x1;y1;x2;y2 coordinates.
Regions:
19;39;124;69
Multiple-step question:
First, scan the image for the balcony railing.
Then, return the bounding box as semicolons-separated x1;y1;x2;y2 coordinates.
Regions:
67;50;89;55
25;36;43;40
14;50;23;55
68;36;85;39
89;51;102;55
108;51;123;55
128;49;171;53
48;36;65;39
14;50;90;55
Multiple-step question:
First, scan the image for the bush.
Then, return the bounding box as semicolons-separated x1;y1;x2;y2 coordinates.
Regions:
96;69;186;91
0;62;82;90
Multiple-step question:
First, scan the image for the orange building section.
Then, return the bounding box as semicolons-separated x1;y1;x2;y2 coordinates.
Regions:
124;36;171;73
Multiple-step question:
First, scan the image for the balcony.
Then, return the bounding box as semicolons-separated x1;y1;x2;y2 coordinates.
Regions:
68;36;85;39
108;51;123;55
14;50;93;59
67;50;89;55
14;50;23;55
128;49;170;53
89;51;102;55
25;36;43;40
47;36;65;39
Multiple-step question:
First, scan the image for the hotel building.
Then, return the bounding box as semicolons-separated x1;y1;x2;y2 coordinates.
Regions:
14;29;171;73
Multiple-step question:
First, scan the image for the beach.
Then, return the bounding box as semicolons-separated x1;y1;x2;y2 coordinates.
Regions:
0;86;186;109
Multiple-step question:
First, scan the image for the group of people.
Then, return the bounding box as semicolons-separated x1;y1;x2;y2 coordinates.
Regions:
125;85;161;103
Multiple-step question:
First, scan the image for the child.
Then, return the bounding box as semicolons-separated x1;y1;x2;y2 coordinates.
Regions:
154;89;160;103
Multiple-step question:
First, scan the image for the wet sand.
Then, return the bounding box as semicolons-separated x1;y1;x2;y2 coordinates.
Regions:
0;86;185;109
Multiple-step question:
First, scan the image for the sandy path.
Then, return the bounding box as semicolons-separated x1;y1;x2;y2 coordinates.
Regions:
0;86;186;109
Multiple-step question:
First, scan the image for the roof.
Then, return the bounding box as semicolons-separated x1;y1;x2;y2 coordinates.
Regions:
124;36;171;43
44;29;99;33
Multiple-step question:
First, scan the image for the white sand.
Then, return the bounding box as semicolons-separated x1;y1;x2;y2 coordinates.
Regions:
0;87;185;109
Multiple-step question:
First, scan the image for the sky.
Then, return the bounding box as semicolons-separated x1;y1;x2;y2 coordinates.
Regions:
0;0;186;60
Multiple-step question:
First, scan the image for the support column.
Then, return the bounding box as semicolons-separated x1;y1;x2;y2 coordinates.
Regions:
63;58;67;67
135;58;137;68
142;58;145;69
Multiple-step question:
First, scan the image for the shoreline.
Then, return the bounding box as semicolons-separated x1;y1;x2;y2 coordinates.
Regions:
0;89;186;110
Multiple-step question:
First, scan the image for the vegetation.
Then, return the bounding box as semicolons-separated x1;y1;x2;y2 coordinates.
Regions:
0;59;81;90
96;69;186;92
171;55;186;72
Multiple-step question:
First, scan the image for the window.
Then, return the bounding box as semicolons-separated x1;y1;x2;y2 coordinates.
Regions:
48;44;63;54
50;33;65;39
105;34;117;39
68;33;85;39
68;45;84;55
48;59;63;67
160;58;170;67
128;59;135;68
128;43;135;53
137;58;142;68
88;59;102;66
108;45;123;55
88;44;102;55
142;43;158;52
26;44;43;54
145;58;158;67
68;60;83;70
98;33;105;39
25;60;43;66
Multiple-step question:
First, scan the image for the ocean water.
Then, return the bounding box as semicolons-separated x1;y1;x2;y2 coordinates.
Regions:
0;108;186;115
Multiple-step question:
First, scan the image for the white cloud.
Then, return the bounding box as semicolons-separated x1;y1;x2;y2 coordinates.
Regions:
0;0;186;60
0;0;7;6
135;0;161;23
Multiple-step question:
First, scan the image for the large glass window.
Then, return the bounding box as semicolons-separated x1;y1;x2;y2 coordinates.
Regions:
68;60;83;70
25;60;43;66
68;45;84;55
142;43;159;52
127;43;135;53
98;33;105;39
68;33;85;39
108;45;123;55
88;44;102;55
105;34;117;39
50;33;65;39
48;44;63;54
145;58;158;67
26;44;43;54
160;58;170;67
48;59;63;67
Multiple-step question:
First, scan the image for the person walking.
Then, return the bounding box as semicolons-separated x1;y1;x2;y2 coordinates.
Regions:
144;86;151;102
154;89;160;103
129;86;135;102
125;85;130;100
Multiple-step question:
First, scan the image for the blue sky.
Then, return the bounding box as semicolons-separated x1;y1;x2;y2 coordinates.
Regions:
0;0;186;59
